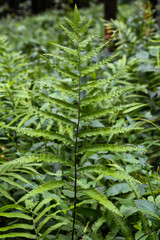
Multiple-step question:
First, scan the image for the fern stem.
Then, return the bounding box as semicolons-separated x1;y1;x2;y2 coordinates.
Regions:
146;167;155;202
72;38;81;240
137;227;159;240
31;212;38;240
5;129;23;156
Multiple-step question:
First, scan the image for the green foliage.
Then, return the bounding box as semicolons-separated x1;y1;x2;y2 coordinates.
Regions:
0;2;160;239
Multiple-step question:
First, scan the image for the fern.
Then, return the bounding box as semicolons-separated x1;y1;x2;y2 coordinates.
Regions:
0;5;146;239
17;180;65;203
82;189;122;217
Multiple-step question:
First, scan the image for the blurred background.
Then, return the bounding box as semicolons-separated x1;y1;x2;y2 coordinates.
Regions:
0;0;159;20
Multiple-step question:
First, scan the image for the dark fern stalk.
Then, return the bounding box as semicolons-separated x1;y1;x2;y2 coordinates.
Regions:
72;39;82;239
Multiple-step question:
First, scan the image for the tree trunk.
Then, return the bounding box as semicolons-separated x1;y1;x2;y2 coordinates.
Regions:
104;0;117;21
31;0;54;14
7;0;20;13
70;0;89;9
150;0;157;17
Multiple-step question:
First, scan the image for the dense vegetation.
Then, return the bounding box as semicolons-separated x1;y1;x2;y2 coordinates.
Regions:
0;1;160;240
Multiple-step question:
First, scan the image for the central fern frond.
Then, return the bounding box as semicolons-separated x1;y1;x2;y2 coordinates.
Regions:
0;6;145;240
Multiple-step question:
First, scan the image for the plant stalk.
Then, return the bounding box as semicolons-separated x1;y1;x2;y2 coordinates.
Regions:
72;38;81;240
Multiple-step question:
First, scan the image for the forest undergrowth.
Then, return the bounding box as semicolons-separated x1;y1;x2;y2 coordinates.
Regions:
0;2;160;240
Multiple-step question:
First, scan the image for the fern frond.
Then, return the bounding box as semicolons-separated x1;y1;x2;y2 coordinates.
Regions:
43;56;79;80
34;202;59;223
73;5;81;25
2;172;30;185
0;176;27;191
17;180;65;203
80;69;126;90
82;189;122;216
43;54;78;66
79;126;143;138
50;42;77;56
92;216;107;233
0;204;26;212
3;125;74;145
78;165;141;183
0;224;33;232
79;35;97;49
81;87;133;106
80;78;111;91
17;114;33;128
81;41;112;63
111;212;133;239
64;17;78;31
81;54;118;76
127;179;142;199
29;106;76;127
0;233;36;239
32;92;77;111
39;223;68;240
0;212;32;220
105;225;119;240
78;144;145;154
0;185;15;202
78;19;92;36
109;164;142;193
0;154;72;173
60;24;78;42
33;197;53;213
81;103;141;121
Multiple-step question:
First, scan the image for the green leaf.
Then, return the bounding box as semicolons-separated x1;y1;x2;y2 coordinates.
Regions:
81;40;112;62
2;172;31;185
28;106;76;127
0;224;33;232
78;165;141;184
3;125;73;145
135;200;160;224
43;56;79;80
0;212;32;220
79;35;97;49
39;223;68;240
82;189;122;216
107;183;132;197
0;185;15;202
81;87;133;106
0;204;25;212
34;203;59;223
81;53;117;76
32;91;77;111
33;197;53;213
73;5;80;25
50;42;77;56
78;144;144;154
79;126;143;138
0;154;72;173
123;104;146;113
78;19;92;36
60;24;78;42
81;103;141;121
64;17;77;31
0;176;27;191
43;54;78;66
18;180;65;203
92;216;107;233
0;233;36;239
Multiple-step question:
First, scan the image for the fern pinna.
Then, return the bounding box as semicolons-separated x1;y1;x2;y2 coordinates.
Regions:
0;6;145;240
